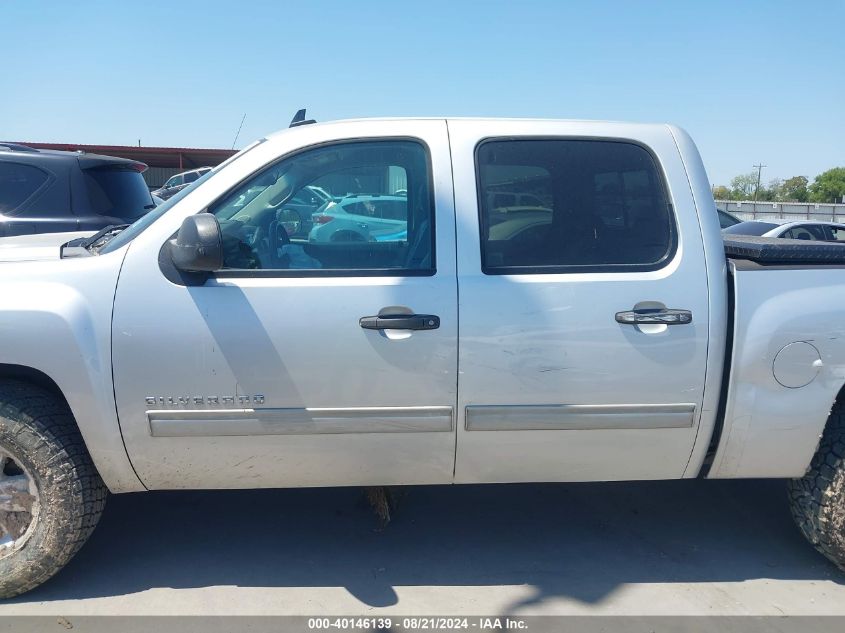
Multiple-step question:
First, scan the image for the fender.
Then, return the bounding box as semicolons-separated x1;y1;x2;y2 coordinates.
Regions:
0;252;144;492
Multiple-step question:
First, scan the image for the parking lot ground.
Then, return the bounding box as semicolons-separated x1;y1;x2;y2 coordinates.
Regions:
0;479;843;616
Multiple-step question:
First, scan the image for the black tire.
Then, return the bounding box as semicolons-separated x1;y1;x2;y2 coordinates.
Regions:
0;381;107;599
788;399;845;570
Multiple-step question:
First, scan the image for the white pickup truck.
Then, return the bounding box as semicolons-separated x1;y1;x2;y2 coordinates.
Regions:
1;117;844;598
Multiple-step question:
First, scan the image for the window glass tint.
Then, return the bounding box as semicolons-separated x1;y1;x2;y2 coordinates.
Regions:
183;171;199;183
718;210;740;228
84;167;154;221
0;162;49;214
722;221;778;236
783;224;827;241
519;194;544;207
210;140;433;274
477;140;674;273
829;225;845;241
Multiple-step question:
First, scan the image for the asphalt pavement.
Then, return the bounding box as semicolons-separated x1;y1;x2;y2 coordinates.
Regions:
0;479;843;616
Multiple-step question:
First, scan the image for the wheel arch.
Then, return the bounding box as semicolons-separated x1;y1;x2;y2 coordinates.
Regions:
0;364;67;403
0;362;144;493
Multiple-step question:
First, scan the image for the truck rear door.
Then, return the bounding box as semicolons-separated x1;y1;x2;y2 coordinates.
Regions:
449;120;711;482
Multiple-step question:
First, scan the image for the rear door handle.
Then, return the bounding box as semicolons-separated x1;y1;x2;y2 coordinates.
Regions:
360;314;440;331
615;308;692;325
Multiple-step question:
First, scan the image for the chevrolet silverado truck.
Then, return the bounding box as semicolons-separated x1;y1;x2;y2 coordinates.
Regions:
1;117;844;598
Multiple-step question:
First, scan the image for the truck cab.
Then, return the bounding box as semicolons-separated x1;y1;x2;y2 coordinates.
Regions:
105;119;723;489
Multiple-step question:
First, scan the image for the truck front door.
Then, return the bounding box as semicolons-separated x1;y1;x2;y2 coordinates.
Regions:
111;121;458;489
449;120;711;482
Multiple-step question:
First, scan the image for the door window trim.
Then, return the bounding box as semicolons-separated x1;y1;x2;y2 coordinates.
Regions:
473;136;679;275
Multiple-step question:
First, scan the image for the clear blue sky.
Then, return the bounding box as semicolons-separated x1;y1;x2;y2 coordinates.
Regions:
2;0;842;186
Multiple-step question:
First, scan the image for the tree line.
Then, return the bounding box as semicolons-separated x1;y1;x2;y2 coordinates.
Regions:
712;167;845;203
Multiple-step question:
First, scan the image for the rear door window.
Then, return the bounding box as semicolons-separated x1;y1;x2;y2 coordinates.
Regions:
476;139;675;273
0;162;49;215
83;167;154;221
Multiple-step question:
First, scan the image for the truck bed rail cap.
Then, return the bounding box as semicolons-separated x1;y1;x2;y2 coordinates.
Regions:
723;235;845;265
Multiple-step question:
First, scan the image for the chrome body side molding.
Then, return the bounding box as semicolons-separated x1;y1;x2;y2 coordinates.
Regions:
465;404;697;431
148;406;454;437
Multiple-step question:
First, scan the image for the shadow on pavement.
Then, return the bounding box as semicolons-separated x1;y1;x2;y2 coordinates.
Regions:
9;479;843;608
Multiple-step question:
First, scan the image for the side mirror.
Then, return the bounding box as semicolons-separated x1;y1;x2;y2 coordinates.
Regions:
168;214;223;272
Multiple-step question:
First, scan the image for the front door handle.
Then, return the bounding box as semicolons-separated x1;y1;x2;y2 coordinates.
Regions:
360;313;440;331
615;308;692;325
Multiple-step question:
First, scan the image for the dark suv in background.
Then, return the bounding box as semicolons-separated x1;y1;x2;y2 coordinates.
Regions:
0;142;154;237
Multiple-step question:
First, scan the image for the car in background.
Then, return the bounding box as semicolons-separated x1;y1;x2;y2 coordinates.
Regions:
309;195;408;243
723;219;845;242
0;142;154;237
717;209;741;229
487;208;554;242
152;167;212;201
487;191;548;210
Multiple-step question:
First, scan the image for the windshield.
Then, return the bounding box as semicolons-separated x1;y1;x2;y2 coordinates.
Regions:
722;221;779;236
98;138;266;255
99;170;215;254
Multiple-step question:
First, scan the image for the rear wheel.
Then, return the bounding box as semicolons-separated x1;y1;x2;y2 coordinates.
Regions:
788;400;845;570
0;382;107;598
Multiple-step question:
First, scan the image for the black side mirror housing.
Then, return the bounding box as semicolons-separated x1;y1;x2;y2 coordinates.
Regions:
169;214;223;272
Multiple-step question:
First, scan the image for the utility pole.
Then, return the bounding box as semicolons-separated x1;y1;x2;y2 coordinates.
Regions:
753;163;766;202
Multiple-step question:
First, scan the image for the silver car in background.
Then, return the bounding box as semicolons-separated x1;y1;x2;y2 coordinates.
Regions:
723;219;845;241
309;195;408;242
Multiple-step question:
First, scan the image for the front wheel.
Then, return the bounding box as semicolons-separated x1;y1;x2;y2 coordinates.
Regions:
788;400;845;570
0;382;108;598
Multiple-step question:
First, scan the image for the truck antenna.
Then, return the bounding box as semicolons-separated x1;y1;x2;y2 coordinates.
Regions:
231;113;247;149
290;108;316;127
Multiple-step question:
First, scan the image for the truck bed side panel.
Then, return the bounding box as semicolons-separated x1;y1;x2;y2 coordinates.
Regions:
708;261;845;478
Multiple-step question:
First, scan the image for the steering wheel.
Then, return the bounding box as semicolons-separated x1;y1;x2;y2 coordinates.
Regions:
277;208;302;238
266;210;292;267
